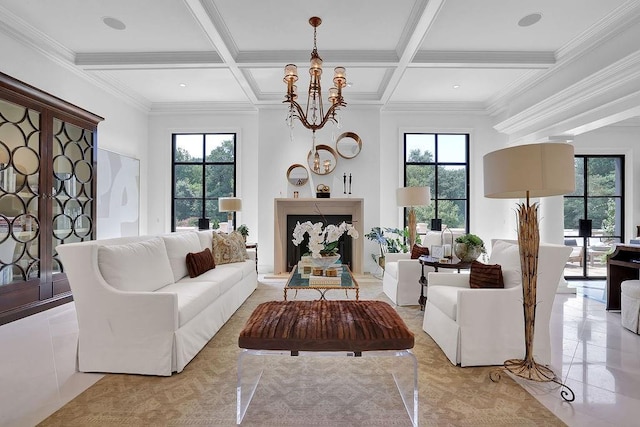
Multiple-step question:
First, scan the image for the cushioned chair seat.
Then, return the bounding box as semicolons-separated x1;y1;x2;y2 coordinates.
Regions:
427;286;459;321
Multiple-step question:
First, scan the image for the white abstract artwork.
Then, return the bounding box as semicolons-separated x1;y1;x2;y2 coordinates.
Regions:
97;149;140;238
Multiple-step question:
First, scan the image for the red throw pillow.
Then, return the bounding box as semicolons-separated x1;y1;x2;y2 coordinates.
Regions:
469;261;504;289
186;248;215;278
411;244;430;260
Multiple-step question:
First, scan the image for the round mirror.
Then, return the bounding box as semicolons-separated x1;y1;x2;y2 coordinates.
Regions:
286;164;309;186
307;144;338;175
336;132;362;159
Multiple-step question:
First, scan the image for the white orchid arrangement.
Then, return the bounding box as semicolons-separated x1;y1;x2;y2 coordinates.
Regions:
292;221;359;258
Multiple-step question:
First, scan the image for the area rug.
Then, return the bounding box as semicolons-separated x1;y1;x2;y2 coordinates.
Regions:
39;277;564;426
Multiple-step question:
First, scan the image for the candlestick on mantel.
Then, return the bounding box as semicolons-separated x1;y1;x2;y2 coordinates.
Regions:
348;173;352;194
343;173;347;194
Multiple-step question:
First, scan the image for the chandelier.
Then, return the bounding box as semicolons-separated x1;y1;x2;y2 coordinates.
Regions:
283;17;347;135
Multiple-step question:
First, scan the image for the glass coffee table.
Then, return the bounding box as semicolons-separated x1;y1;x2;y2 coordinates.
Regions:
284;264;359;301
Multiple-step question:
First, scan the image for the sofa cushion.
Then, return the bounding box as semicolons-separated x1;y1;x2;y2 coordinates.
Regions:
170;263;246;326
98;238;174;292
427;285;459;321
162;232;202;282
469;261;504;289
488;240;522;289
212;231;248;265
411;244;429;259
196;230;213;251
186;248;215;278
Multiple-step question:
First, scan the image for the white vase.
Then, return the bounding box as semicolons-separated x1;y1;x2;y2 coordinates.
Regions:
312;254;341;269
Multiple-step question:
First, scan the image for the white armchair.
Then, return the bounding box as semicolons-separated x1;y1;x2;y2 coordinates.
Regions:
382;230;462;306
422;239;571;366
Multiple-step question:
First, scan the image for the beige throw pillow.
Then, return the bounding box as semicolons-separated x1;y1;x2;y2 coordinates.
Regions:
212;231;248;265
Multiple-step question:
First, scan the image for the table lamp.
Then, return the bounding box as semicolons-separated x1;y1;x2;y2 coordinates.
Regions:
483;142;575;401
218;197;242;231
396;186;431;248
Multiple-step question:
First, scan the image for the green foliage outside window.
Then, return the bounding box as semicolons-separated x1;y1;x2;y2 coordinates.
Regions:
404;134;468;230
563;156;622;238
173;134;236;230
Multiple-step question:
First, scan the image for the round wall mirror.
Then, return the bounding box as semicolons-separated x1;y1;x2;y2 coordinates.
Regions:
336;132;362;159
286;164;309;186
307;144;338;175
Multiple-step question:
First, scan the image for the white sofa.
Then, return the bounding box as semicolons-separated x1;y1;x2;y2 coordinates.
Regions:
422;239;571;366
57;230;257;376
382;230;463;306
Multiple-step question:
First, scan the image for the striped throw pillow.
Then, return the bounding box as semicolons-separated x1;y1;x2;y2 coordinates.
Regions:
469;261;504;289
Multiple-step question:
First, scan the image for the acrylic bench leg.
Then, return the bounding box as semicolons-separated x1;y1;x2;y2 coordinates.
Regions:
237;350;263;424
391;350;418;427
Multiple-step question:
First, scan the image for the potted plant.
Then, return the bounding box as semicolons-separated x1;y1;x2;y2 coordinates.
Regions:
454;233;486;262
365;227;387;268
237;224;249;242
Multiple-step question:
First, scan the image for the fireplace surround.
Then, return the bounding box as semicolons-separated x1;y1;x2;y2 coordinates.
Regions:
274;198;364;274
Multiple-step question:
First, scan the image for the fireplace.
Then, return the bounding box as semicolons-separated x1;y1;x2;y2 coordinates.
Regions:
286;215;353;271
273;198;364;274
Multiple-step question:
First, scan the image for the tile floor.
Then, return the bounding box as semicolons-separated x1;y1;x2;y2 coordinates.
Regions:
0;278;639;426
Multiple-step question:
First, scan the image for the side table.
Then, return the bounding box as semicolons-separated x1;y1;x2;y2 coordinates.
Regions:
417;255;472;311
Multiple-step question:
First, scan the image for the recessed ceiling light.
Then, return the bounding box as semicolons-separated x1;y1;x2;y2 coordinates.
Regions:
518;13;542;27
452;84;460;89
179;83;187;88
102;16;126;30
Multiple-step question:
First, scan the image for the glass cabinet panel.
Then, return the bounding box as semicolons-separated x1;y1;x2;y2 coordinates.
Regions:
0;98;41;285
51;119;95;274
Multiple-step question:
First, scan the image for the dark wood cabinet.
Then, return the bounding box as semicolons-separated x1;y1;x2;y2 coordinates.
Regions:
0;72;103;325
606;244;640;310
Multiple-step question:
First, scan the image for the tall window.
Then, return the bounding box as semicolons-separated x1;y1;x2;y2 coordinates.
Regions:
564;155;624;279
172;133;236;231
404;133;469;231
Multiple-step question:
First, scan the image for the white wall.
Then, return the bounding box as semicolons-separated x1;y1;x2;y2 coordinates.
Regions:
257;107;382;273
147;110;259;238
379;110;516;247
1;31;149;233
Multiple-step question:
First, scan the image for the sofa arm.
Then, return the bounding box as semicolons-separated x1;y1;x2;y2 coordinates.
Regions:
58;243;179;335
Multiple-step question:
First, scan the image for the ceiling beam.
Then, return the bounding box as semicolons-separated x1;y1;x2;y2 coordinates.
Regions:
379;0;446;104
183;0;258;103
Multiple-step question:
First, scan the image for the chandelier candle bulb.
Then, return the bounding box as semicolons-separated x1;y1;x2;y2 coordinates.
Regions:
283;17;347;133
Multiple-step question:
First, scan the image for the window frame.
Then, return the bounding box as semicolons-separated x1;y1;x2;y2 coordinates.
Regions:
403;132;470;233
171;132;237;231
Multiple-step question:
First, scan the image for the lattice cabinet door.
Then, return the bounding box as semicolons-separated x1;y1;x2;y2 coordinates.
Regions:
0;98;41;286
0;71;102;324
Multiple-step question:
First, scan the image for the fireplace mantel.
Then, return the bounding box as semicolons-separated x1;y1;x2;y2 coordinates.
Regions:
274;198;364;274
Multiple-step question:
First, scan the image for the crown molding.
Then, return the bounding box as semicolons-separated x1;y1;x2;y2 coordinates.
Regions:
411;50;555;68
75;51;223;69
487;1;640;118
494;50;640;135
150;101;257;114
382;101;486;113
0;6;151;112
556;1;640;62
0;5;74;62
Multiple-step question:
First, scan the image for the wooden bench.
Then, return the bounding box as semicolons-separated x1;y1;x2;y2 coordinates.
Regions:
237;300;417;425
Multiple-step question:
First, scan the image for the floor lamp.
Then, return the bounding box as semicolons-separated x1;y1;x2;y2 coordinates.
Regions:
396;186;430;248
219;197;242;231
483;142;576;402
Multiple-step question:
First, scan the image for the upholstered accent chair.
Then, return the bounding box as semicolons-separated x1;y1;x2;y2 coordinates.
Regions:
382;230;462;306
422;239;571;366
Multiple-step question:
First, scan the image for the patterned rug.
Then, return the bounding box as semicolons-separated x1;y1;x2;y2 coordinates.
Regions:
39;277;564;426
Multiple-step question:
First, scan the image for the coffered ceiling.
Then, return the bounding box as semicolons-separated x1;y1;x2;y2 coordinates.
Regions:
0;0;635;116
